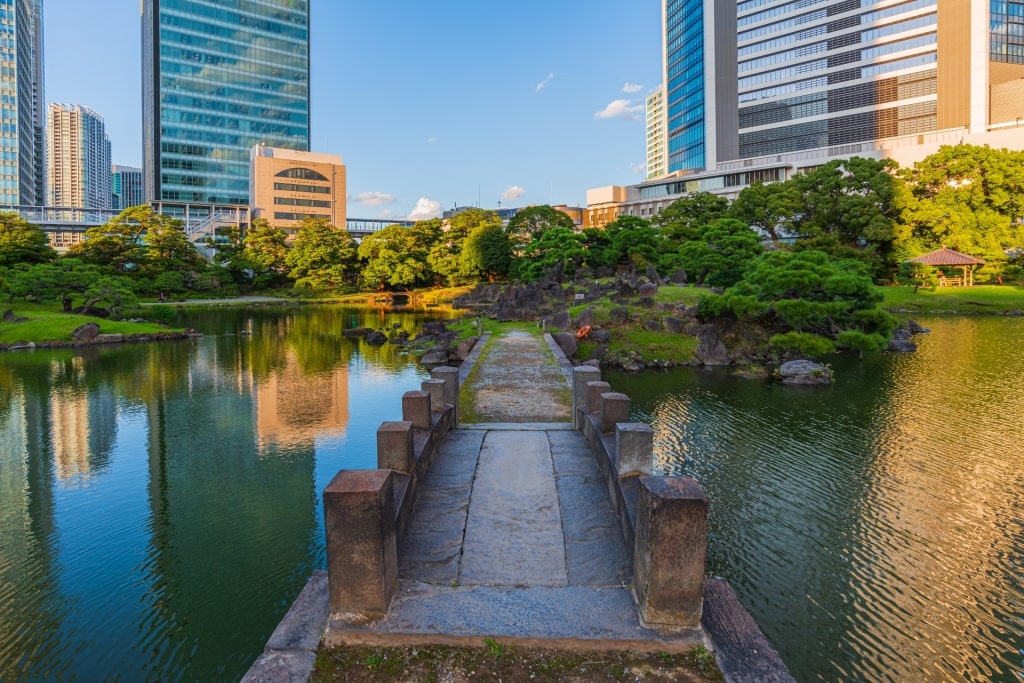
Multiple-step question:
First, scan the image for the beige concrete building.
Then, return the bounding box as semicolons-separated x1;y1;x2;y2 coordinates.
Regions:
250;145;346;234
584;186;628;229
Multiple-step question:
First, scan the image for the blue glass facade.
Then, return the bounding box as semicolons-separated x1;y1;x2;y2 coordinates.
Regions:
143;0;310;205
0;0;44;206
992;1;1024;63
665;0;706;172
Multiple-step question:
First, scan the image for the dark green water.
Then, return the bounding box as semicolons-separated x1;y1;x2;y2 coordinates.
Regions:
1;309;1022;682
0;304;452;682
609;315;1024;683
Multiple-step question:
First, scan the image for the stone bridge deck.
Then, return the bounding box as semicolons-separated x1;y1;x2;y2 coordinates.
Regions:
325;330;683;648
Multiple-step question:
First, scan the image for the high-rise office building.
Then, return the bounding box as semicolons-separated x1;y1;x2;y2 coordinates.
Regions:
142;0;311;206
0;0;45;206
47;104;112;209
591;2;1024;220
112;165;144;210
249;145;346;234
645;86;668;180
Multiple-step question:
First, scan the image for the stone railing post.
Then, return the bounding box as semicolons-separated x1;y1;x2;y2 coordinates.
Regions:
600;392;630;434
402;390;432;429
421;378;446;413
572;366;601;430
615;423;654;476
586;381;611;415
633;476;707;630
430;366;459;426
377;421;414;472
323;469;398;619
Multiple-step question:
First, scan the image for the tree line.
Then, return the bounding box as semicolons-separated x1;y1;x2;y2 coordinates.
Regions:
1;144;1021;321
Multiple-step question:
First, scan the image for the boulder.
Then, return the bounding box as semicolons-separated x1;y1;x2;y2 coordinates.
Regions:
454;336;478;361
2;309;13;322
693;324;730;366
903;320;930;335
635;297;654;308
638;283;658;299
595;266;614;278
645;264;663;285
670;269;688;285
1005;309;1024;316
550;332;578;358
583;359;601;368
643;319;662;332
549;310;572;330
892;328;913;340
95;334;124;344
342;327;372;337
609;307;630;325
365;331;387;346
663;316;685;334
590;329;612;344
420;346;450;365
572;307;595;329
72;322;101;342
422;321;449;336
778;360;833;385
887;339;917;353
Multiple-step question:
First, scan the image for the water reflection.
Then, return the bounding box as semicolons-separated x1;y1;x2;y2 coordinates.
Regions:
611;316;1024;683
0;304;454;681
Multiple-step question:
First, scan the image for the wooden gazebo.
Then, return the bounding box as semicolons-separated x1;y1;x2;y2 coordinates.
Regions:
908;247;986;287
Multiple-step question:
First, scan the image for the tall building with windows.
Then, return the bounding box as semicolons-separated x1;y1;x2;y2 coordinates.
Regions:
47;104;111;209
142;0;310;206
112;165;144;209
249;145;345;235
591;1;1024;222
656;0;1024;176
645;86;668;180
0;0;45;206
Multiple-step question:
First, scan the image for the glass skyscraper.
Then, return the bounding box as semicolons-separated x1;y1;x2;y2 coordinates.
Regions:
47;104;112;209
0;0;45;206
142;0;310;206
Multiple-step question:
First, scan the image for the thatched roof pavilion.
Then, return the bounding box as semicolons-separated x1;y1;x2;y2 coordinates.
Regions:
908;247;986;286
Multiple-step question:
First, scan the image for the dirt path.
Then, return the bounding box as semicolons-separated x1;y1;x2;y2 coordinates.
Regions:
462;330;572;423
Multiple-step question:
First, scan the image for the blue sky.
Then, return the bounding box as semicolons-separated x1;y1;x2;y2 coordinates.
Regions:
45;1;661;220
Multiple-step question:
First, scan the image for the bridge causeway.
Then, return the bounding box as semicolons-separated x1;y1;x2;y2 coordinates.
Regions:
243;329;795;682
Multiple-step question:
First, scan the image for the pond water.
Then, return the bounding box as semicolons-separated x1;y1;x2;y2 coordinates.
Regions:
609;315;1024;682
0;304;452;682
2;308;1022;682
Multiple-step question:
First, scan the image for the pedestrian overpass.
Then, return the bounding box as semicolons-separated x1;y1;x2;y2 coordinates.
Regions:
0;204;415;254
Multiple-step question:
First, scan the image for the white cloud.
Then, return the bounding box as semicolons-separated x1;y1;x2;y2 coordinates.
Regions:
630;162;646;175
621;83;643;94
426;136;438;143
408;197;442;221
501;185;525;201
594;99;644;121
377;209;396;219
355;191;397;206
536;72;555;92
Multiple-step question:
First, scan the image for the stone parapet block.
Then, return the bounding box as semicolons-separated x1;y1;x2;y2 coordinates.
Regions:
323;469;398;619
615;423;654;476
634;476;707;630
600;392;630;434
430;366;460;426
377;421;414;473
421;379;446;413
586;381;611;415
572;366;601;430
402;390;432;430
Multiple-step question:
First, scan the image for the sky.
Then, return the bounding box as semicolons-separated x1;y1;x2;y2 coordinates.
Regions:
44;1;662;221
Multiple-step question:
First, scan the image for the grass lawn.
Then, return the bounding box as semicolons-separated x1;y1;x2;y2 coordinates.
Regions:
879;284;1024;313
0;303;177;346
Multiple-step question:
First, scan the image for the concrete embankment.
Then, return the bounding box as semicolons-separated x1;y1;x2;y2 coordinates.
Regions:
243;330;793;682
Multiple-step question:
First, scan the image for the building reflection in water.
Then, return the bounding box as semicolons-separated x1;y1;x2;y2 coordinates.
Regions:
253;349;349;450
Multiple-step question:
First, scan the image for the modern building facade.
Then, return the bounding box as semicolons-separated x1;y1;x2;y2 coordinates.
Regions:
597;1;1024;222
111;165;144;210
47;104;112;209
645;86;668;179
0;0;45;206
142;0;310;206
249;145;345;233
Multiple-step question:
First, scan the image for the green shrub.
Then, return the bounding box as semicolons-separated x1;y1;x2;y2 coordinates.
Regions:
769;331;835;358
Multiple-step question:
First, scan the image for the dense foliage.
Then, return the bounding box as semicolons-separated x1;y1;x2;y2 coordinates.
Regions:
0;145;1020;331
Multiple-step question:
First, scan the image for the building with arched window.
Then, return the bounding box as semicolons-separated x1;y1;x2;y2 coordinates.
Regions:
249;145;346;234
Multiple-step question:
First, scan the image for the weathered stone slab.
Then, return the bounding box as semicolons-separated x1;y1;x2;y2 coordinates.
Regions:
460;430;567;586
